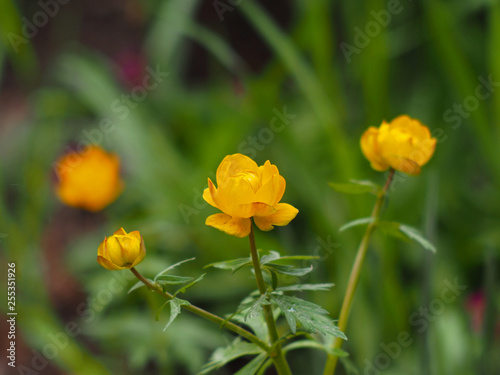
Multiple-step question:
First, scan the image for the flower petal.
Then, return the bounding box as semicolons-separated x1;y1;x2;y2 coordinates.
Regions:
114;228;127;236
216;154;259;186
206;213;251;238
254;203;299;231
385;155;421;175
97;255;124;270
258;160;279;184
216;176;256;216
255;174;286;206
203;178;218;208
360;126;389;171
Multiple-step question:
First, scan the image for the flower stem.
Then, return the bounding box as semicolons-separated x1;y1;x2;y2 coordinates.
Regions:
323;169;395;375
129;267;270;352
248;224;292;375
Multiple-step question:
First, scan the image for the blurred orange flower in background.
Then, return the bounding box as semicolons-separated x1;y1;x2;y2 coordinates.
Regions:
361;115;437;175
54;145;123;211
203;153;299;238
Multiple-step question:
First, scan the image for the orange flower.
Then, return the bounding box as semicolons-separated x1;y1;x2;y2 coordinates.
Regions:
361;115;436;175
203;154;299;237
54;145;123;211
97;228;146;270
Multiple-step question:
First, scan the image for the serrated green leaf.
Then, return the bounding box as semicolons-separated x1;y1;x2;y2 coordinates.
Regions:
264;264;313;277
174;273;206;296
240;293;270;321
275;283;334;292
339;217;374;232
205;257;252;273
270;295;347;339
128;280;151;294
154;257;196;282
155;275;194;284
163;298;190;332
399;224;437;253
329;180;381;195
234;352;268;375
198;338;264;375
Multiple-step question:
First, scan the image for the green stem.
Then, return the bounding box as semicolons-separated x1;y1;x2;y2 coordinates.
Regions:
248;224;292;375
323;169;395;375
130;267;270;352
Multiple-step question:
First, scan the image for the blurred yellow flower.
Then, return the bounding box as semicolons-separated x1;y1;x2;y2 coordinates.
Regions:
203;154;299;237
54;145;123;211
97;228;146;270
361;115;436;175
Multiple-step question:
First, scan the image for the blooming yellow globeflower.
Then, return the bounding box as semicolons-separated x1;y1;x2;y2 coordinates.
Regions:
97;228;146;270
361;115;436;175
203;154;299;238
54;145;123;211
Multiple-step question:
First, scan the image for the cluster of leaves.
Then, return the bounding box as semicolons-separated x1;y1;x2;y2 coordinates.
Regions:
128;258;205;331
330;179;436;252
199;251;347;374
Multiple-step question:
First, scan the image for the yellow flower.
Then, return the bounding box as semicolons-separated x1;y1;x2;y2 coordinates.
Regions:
97;228;146;270
54;145;123;211
203;154;299;238
361;115;437;175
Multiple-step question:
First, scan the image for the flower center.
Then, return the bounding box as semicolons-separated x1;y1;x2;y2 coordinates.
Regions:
234;171;261;192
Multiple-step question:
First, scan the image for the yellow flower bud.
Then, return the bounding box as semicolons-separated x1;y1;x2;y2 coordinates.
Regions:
54;145;123;211
361;115;437;175
97;228;146;270
203;154;299;238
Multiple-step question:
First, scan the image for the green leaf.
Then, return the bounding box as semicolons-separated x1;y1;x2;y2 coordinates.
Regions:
163;298;190;332
339;217;374;232
282;339;348;357
198;338;264;375
174;273;206;296
234;352;268;375
155;275;194;285
398;224;437;253
156;300;170;321
275;283;334;292
377;221;412;242
230;309;269;342
154;257;196;282
205;257;252;274
270;295;347;339
128;280;152;294
271;255;321;261
329;180;381;195
260;250;281;264
264;264;313;277
238;293;270;321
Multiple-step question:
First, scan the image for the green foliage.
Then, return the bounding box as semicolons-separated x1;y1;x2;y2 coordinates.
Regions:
198;338;264;375
339;217;375;232
340;219;437;252
270;294;346;339
162;298;191;331
2;0;497;373
205;257;253;274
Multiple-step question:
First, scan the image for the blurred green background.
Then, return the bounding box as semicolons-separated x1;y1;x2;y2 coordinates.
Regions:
1;0;499;374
